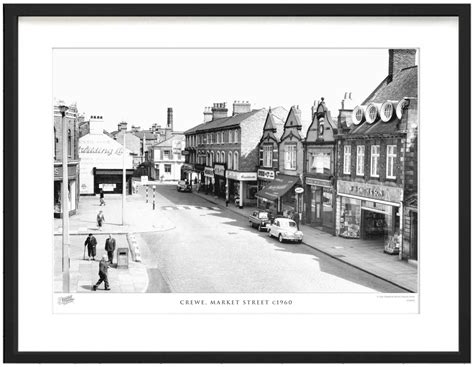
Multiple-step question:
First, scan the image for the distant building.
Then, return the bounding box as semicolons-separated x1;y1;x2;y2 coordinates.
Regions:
148;133;185;181
53;101;80;217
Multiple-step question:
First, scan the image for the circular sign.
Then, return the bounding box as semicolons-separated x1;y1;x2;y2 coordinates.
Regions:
295;187;304;194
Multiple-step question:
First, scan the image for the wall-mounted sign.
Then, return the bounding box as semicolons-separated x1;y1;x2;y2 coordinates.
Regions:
54;163;78;180
257;169;275;180
204;167;214;178
337;180;403;203
226;170;257;181
306;177;332;187
214;164;226;176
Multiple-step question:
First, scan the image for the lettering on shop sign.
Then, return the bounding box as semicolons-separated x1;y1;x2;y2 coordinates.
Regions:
258;169;275;180
226;171;258;181
54;165;77;178
305;177;331;187
214;165;225;176
204;167;214;177
78;145;124;156
350;186;385;198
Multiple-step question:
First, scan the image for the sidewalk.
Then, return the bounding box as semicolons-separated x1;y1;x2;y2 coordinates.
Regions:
54;193;175;235
193;190;418;292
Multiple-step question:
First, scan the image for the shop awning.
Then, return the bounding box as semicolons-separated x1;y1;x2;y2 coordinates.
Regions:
255;174;300;201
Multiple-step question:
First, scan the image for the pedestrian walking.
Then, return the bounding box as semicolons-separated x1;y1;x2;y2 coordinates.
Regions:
105;234;116;265
99;189;106;206
97;210;105;230
92;254;111;291
84;233;97;261
292;211;300;230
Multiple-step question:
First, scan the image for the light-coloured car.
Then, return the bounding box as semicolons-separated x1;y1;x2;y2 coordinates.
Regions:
268;218;303;243
177;180;192;192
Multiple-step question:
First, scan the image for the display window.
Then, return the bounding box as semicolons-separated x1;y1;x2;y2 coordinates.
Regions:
340;197;361;238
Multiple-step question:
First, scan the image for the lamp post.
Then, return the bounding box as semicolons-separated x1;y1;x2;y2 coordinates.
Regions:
59;104;70;293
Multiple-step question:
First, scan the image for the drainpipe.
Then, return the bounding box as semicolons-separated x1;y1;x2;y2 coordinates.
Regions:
399;201;404;260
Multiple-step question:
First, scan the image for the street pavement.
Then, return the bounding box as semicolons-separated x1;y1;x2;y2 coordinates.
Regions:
55;182;415;293
134;184;407;293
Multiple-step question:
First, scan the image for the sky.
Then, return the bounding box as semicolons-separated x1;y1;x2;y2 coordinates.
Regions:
53;48;391;133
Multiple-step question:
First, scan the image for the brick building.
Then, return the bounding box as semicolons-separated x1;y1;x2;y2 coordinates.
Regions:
53;102;81;217
303;97;341;234
334;49;418;261
184;101;275;208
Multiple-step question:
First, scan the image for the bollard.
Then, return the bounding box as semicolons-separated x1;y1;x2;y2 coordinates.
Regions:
153;185;156;210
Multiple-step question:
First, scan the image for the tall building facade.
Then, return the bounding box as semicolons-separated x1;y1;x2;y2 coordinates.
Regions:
53;102;81;217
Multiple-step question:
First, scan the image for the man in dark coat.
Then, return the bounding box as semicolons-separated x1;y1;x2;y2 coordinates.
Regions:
105;234;116;265
292;211;301;230
84;233;97;261
92;254;111;291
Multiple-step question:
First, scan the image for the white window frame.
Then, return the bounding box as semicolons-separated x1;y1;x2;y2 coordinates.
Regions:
233;151;239;170
164;149;171;160
356;145;365;176
386;145;397;179
343;145;351;174
263;145;273;168
228;152;233;169
370;145;380;177
284;143;297;170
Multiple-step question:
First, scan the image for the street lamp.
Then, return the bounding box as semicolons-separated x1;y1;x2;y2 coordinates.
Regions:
59;104;70;293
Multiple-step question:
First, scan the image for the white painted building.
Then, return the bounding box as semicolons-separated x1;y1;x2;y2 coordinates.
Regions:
148;133;185;181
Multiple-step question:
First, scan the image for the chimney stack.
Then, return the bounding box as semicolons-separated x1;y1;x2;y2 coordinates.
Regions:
203;107;213;123
90;115;104;135
131;125;141;133
338;92;355;130
118;121;128;131
388;49;416;81
167;107;173;130
211;103;228;120
232;100;251;115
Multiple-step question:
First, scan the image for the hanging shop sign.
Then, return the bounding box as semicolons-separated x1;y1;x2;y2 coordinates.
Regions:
337;180;403;203
295;187;304;194
204;167;215;178
305;177;332;187
257;169;275;180
214;164;226;176
226;170;258;181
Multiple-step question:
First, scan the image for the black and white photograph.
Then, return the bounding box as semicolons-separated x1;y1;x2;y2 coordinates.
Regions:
53;47;419;295
5;4;469;362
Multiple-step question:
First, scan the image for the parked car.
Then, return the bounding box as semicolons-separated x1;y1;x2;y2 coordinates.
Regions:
268;218;303;243
249;210;273;232
177;180;192;192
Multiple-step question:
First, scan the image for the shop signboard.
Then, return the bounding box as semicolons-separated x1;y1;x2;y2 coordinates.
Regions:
214;164;225;176
204;167;215;178
306;177;332;187
257;169;275;180
337;180;403;203
194;164;205;172
226;171;257;181
54;163;78;180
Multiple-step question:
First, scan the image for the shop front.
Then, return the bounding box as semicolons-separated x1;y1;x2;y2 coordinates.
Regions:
257;168;277;210
204;166;214;194
304;177;335;234
214;164;226;198
337;180;403;254
255;174;300;216
54;161;80;218
225;170;258;208
93;168;134;195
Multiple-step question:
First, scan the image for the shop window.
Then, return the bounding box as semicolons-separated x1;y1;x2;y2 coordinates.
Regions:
356;145;365;176
164;164;171;173
247;185;258;199
343;145;351;174
284;143;297;170
263;145;273;167
340;197;361;238
370;145;380;177
386;145;397;179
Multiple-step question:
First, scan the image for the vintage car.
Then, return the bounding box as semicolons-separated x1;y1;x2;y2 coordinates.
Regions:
248;210;273;232
268;218;303;243
176;180;192;192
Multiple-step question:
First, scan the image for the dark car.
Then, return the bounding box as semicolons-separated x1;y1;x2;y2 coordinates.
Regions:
177;180;192;192
249;210;273;232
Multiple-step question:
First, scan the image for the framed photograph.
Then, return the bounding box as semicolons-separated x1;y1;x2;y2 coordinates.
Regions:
4;3;470;363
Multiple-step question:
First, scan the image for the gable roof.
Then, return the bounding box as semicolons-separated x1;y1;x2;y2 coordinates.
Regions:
151;133;184;147
348;65;418;136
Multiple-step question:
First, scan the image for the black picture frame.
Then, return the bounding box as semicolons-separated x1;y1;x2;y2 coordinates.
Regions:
4;3;470;363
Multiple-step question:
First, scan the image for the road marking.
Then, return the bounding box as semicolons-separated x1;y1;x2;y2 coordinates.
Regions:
158;205;222;211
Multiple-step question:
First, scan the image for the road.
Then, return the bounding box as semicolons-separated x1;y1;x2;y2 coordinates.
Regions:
136;184;406;293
